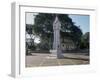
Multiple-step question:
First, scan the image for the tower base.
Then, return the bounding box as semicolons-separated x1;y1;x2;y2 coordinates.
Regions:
49;50;64;59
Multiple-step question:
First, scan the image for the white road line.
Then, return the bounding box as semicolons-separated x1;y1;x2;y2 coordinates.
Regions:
39;58;46;66
57;59;61;66
68;59;76;65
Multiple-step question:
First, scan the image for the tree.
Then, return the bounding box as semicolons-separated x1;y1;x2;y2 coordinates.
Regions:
33;13;83;50
79;32;89;49
26;24;36;55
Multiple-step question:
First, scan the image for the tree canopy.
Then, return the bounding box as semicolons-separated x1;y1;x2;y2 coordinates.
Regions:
25;13;83;50
33;13;82;49
79;32;89;49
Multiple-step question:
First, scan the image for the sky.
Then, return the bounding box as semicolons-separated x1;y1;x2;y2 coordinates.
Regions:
26;13;90;34
69;14;89;34
26;13;38;24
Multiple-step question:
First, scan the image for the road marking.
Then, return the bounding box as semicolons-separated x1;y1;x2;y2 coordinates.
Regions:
57;59;61;66
39;58;46;66
67;59;76;65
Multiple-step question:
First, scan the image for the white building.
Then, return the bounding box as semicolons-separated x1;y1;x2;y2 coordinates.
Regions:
61;37;76;51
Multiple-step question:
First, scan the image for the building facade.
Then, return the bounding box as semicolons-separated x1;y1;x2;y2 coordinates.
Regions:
61;37;76;51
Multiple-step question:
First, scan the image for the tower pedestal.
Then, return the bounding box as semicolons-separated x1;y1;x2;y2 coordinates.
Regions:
49;50;64;59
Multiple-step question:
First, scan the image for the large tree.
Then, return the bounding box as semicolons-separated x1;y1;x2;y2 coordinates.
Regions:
26;24;36;55
79;32;89;49
33;13;83;50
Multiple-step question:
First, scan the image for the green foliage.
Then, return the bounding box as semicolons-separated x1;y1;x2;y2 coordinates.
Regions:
32;13;83;50
79;32;89;49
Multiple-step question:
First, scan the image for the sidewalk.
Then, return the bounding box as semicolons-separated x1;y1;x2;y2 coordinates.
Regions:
26;53;89;67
